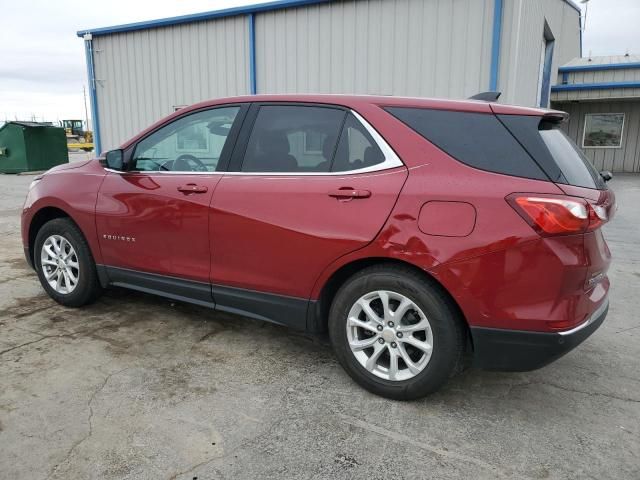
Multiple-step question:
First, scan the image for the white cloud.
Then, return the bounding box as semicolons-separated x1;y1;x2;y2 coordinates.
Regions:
0;0;254;122
580;0;640;57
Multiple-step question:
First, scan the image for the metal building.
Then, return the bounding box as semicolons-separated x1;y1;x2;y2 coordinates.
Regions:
77;0;582;154
551;55;640;173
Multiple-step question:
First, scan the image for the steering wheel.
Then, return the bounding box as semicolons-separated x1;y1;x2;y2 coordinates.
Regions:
173;154;208;172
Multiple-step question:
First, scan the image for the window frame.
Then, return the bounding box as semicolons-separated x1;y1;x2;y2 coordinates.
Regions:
226;102;404;176
117;103;249;174
582;112;625;149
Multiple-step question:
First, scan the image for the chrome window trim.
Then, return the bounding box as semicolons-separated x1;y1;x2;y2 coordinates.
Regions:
558;299;609;336
104;110;404;176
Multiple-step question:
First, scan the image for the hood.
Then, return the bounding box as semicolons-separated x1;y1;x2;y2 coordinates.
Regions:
44;159;109;178
46;159;93;174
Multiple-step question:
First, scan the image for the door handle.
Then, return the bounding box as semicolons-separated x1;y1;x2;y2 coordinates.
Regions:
328;188;371;199
177;184;208;194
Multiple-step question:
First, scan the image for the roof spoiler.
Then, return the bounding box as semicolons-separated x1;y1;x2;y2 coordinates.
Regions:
468;91;502;102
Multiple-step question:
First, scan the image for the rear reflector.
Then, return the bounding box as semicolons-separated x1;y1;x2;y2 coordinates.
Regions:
506;194;608;236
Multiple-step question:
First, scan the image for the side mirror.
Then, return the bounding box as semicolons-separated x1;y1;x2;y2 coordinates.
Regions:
104;149;124;171
600;170;613;182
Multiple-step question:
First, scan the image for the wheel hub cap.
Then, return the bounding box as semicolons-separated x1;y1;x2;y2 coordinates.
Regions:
346;290;434;382
382;329;396;343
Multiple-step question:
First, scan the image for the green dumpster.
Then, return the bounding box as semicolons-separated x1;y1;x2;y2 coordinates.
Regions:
0;121;69;174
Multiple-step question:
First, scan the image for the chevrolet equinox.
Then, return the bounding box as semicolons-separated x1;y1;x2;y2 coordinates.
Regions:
22;95;615;399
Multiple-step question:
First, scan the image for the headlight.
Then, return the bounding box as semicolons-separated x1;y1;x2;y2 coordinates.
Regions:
29;175;44;190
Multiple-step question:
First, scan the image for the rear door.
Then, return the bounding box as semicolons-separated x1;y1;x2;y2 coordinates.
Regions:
209;103;407;326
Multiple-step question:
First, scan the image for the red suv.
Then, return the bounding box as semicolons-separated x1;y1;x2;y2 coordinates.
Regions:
22;95;615;399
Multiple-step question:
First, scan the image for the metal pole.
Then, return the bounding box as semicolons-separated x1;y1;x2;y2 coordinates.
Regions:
83;85;90;131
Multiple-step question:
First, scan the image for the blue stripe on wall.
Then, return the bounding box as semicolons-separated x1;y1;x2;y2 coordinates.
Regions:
248;14;257;95
83;36;102;155
489;0;503;91
551;81;640;92
559;62;640;73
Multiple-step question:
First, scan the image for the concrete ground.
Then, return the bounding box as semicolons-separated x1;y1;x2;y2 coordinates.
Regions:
0;159;638;479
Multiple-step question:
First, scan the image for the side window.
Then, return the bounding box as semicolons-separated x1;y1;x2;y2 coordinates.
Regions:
331;114;385;172
385;107;547;180
132;106;240;172
241;106;346;172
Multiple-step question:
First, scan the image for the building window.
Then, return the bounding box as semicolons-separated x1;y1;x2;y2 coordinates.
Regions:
583;113;625;148
303;131;324;154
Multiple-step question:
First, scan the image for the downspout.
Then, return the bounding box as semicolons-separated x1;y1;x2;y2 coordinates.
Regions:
248;13;257;94
578;9;583;58
83;33;102;155
489;0;504;91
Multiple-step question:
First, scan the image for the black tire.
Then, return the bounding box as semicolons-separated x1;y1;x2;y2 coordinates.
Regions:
34;218;103;307
328;265;465;400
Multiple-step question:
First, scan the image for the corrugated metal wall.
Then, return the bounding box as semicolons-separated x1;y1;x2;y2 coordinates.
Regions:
90;0;580;151
93;16;250;151
499;0;580;106
552;68;640;101
553;100;640;172
254;0;494;98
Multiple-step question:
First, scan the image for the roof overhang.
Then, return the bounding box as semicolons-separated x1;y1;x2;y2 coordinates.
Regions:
559;62;640;73
77;0;332;37
77;0;583;38
552;81;640;92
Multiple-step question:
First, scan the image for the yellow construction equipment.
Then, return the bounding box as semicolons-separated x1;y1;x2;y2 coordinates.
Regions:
61;120;94;152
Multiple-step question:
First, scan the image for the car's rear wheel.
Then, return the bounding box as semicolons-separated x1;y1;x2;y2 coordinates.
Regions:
34;218;102;307
328;265;464;400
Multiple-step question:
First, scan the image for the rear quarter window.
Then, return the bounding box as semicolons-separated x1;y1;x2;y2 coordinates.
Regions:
498;115;606;190
384;107;548;180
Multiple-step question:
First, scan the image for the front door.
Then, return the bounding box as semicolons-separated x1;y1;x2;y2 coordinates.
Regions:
95;105;244;301
209;104;407;327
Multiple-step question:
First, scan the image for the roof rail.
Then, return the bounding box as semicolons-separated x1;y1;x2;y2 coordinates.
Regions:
468;91;502;102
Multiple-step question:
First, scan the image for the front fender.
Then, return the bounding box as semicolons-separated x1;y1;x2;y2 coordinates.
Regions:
21;160;107;265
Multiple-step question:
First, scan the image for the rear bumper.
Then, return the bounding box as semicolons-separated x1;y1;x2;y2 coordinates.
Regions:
471;299;608;371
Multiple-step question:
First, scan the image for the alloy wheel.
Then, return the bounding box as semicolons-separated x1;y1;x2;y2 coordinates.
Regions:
346;290;434;381
40;235;80;294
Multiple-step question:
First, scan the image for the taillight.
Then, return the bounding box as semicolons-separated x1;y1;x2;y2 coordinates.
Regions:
506;194;607;236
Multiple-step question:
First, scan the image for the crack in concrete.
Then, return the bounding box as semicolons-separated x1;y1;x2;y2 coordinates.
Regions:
0;336;52;356
166;387;294;480
616;324;640;334
508;380;640;404
0;317;144;357
338;413;512;478
43;367;130;480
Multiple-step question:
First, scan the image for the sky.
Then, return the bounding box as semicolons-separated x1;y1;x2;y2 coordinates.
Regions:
1;0;638;124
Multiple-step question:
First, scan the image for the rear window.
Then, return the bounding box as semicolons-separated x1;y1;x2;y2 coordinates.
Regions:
498;115;606;190
384;107;547;180
538;125;605;190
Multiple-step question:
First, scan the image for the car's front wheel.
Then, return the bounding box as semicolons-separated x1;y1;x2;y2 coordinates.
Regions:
34;218;103;307
328;265;465;400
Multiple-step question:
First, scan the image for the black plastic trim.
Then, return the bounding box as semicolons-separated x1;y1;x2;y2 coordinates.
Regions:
96;264;110;288
213;284;310;330
100;266;311;330
471;302;608;371
468;91;502;102
496;114;566;184
24;246;34;270
104;266;215;308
